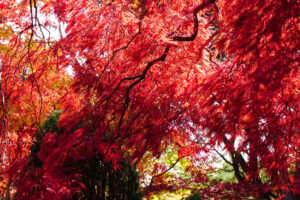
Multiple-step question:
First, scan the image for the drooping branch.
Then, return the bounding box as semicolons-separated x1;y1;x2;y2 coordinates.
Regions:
90;23;142;118
214;148;233;166
102;0;216;159
144;157;181;194
0;60;10;164
104;46;169;156
172;0;215;41
28;0;43;126
117;46;170;132
99;22;142;79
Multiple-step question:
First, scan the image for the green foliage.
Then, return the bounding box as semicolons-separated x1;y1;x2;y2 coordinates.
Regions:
77;157;143;200
108;161;143;200
185;192;202;200
40;110;62;136
29;110;61;168
28;110;144;199
207;157;236;183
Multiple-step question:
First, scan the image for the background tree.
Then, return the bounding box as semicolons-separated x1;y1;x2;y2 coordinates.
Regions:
0;1;70;197
14;111;143;200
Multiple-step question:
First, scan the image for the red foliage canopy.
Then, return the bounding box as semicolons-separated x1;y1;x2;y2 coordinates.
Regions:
0;0;299;199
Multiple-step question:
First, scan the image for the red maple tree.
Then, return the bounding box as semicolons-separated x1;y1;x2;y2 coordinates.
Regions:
0;0;299;199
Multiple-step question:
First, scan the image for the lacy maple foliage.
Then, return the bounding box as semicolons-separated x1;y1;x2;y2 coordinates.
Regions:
0;1;70;198
0;0;299;199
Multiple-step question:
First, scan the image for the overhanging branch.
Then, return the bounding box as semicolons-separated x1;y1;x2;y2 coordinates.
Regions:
172;0;215;41
104;46;170;156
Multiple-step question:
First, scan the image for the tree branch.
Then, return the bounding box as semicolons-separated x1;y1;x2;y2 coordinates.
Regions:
214;148;233;166
99;22;142;79
145;157;181;193
172;0;215;41
104;46;170;157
